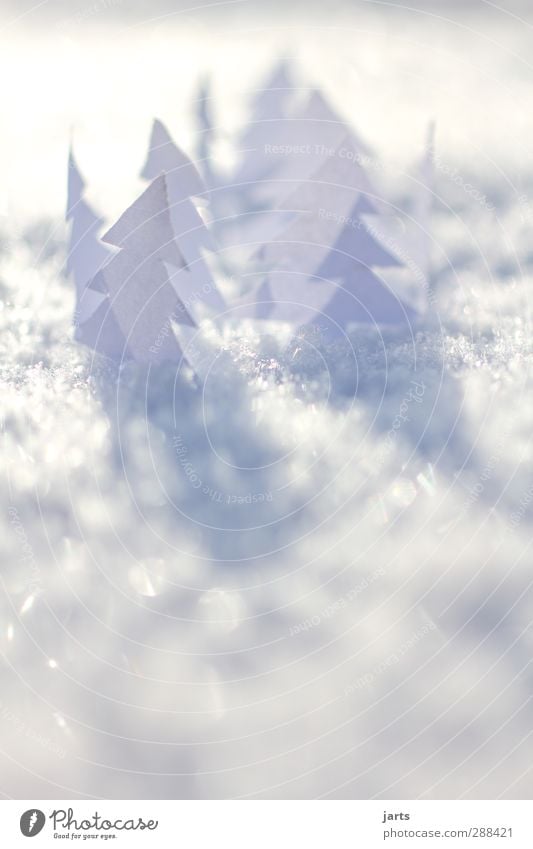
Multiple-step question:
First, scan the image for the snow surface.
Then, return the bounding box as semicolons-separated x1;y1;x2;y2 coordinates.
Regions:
1;3;533;799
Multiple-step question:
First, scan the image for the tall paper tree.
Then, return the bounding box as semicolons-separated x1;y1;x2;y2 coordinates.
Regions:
77;175;195;363
65;149;111;324
235;136;416;334
140;119;225;319
251;89;371;206
231;67;371;203
222;84;374;267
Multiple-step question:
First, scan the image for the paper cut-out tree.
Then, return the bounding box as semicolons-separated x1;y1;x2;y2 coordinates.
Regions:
231;67;371;203
251;89;371;206
65;149;112;325
140;119;226;321
222;78;375;269
77;175;195;363
235;136;417;334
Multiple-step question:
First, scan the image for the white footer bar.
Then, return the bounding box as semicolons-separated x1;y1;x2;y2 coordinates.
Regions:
1;800;531;847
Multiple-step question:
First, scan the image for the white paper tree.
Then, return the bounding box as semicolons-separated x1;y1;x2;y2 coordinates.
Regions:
222;82;374;270
234;136;417;334
140;119;226;320
65;149;111;324
77;175;195;363
250;89;370;207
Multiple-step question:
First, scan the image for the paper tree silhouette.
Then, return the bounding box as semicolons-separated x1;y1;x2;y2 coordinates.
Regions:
65;149;112;324
251;89;371;206
235;135;417;334
77;175;195;363
221;79;374;270
140;119;225;321
232;91;342;212
231;71;371;205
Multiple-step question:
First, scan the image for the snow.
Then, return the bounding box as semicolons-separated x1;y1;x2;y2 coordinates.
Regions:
1;3;533;800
